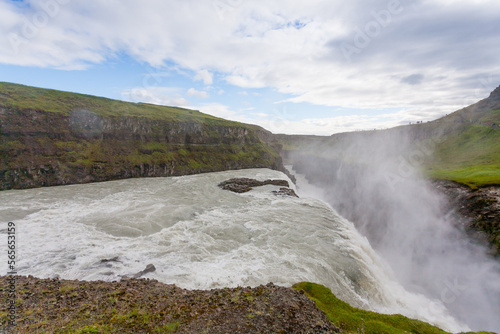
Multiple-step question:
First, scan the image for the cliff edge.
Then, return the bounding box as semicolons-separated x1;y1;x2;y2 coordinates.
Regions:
0;82;287;190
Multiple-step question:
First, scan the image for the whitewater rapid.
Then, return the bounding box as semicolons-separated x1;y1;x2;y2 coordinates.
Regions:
0;169;468;332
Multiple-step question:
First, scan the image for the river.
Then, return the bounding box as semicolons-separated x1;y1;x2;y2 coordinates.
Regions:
0;168;479;332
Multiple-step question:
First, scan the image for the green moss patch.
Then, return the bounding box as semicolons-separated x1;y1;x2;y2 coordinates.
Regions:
293;282;494;334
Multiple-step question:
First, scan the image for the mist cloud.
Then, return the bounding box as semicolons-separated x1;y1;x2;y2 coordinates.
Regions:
289;129;500;331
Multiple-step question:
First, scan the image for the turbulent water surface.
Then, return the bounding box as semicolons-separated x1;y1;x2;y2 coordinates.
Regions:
0;169;473;332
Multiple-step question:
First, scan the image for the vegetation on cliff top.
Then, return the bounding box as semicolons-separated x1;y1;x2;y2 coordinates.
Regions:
0;82;285;190
293;282;495;334
424;120;500;189
0;82;236;126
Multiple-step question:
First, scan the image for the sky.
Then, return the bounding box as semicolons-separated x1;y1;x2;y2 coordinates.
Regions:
1;0;499;135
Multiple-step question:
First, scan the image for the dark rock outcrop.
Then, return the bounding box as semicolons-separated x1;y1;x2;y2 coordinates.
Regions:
273;187;299;198
218;178;291;193
100;256;120;263
433;180;500;257
132;264;156;278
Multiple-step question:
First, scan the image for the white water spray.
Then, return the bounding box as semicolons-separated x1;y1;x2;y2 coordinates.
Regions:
288;130;500;332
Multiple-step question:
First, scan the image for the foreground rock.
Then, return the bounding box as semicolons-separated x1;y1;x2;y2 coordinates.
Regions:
0;275;337;333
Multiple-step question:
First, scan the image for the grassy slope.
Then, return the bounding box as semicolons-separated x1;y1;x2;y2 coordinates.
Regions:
0;82;231;125
293;282;494;334
426;126;500;188
411;89;500;188
424;111;500;189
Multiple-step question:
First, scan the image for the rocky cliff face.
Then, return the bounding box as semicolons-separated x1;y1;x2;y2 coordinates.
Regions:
0;102;287;190
489;85;500;99
433;180;500;257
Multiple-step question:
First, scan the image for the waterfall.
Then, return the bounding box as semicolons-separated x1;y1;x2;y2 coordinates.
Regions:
0;168;472;332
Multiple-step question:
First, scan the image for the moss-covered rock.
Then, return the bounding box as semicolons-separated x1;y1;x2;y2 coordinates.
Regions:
293;282;495;334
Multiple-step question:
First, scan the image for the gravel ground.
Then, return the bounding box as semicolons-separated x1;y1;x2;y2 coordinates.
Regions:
0;275;339;333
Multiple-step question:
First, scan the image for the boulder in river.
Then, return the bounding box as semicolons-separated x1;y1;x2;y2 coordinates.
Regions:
219;178;290;193
132;264;156;278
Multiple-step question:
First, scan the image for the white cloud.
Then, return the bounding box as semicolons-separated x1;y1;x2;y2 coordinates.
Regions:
190;100;457;136
122;87;189;106
1;0;499;133
252;112;269;117
194;69;213;85
195;103;237;119
240;105;458;136
187;88;209;99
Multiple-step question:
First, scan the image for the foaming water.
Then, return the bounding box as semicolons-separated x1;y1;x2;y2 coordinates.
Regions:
0;169;467;332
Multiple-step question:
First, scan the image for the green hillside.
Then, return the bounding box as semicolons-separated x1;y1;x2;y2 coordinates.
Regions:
425;122;500;188
0;82;285;190
422;88;500;188
0;82;228;124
